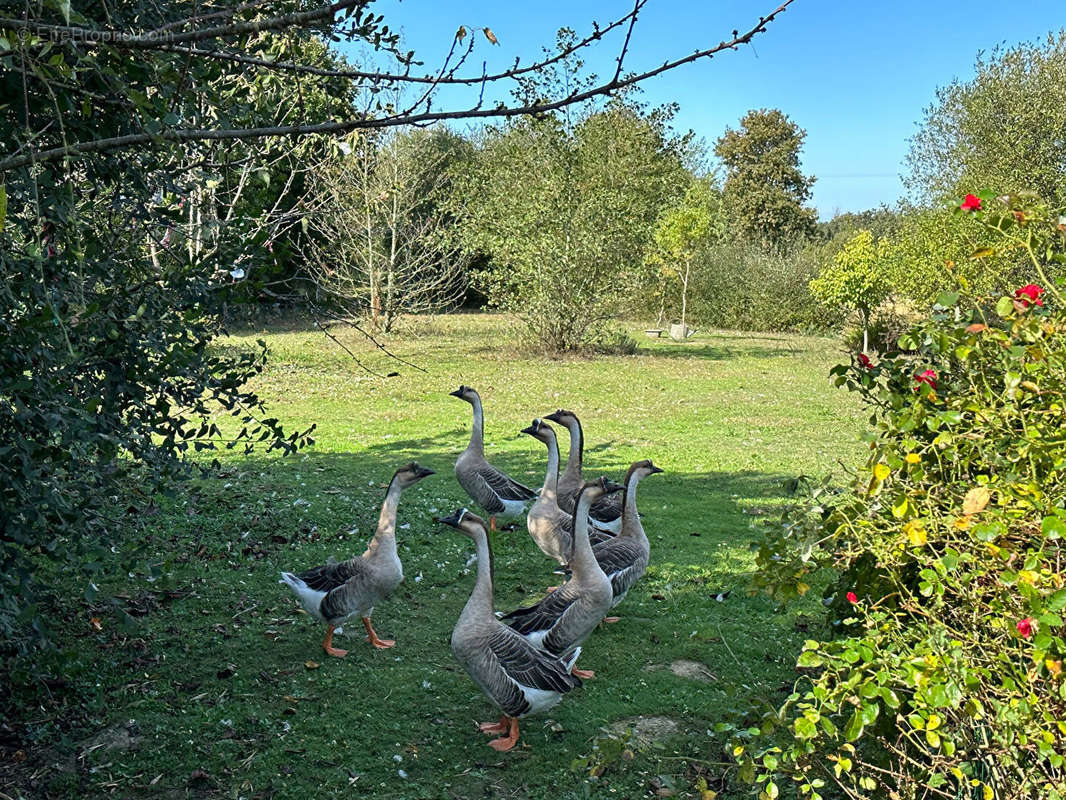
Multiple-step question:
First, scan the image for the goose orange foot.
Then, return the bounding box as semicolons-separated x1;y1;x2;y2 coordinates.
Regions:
487;717;520;751
478;714;509;734
571;667;595;679
322;625;348;658
603;616;621;624
362;617;396;649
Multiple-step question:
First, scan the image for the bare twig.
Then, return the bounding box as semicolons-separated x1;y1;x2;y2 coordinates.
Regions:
0;1;795;172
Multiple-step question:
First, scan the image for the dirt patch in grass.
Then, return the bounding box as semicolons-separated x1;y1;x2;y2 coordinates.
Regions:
669;659;717;683
609;715;680;746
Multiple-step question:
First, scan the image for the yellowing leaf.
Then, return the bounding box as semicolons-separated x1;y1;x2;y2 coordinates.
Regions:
483;27;498;44
456;25;466;42
796;581;810;596
873;463;891;482
962;486;991;515
305;660;320;670
905;521;927;546
970;247;995;259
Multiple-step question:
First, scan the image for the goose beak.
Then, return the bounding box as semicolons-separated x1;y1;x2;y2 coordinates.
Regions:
648;464;664;475
415;466;436;479
448;387;464;398
545;411;563;423
602;478;625;494
435;509;466;528
520;419;540;436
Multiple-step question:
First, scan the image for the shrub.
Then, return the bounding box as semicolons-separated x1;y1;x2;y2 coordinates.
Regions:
738;196;1066;800
686;242;833;332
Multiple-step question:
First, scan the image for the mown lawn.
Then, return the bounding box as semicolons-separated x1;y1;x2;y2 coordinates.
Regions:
11;315;867;799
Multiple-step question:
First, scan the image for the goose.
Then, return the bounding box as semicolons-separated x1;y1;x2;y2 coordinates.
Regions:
521;418;614;565
279;462;434;656
545;409;623;532
451;385;536;531
502;477;621;679
592;459;662;622
437;508;582;752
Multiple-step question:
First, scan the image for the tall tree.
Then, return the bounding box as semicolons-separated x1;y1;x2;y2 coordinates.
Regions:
907;31;1066;205
714;108;817;248
455;99;686;352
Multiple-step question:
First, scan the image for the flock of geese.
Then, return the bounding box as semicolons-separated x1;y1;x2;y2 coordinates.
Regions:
280;386;662;751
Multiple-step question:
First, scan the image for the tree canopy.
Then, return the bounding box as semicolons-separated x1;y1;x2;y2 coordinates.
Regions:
907;30;1066;205
714;108;818;249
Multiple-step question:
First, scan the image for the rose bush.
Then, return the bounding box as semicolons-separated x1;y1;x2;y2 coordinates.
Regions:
737;195;1066;800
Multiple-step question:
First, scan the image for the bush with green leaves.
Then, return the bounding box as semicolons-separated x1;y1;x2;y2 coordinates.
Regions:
738;197;1066;800
684;241;833;333
808;230;889;352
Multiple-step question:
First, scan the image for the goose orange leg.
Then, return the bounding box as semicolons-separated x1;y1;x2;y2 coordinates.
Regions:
478;714;509;734
603;616;620;624
571;666;596;679
362;616;395;649
489;517;498;532
322;625;348;658
487;716;520;751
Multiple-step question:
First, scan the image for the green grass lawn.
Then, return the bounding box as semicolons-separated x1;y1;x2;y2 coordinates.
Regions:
11;315;867;799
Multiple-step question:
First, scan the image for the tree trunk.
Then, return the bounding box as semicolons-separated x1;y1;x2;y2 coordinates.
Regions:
680;260;691;331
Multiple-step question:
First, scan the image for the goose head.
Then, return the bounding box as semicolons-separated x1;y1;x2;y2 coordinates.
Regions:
545;408;578;427
393;461;436;489
449;385;479;405
577;475;624;506
520;418;557;445
434;508;488;539
624;459;664;485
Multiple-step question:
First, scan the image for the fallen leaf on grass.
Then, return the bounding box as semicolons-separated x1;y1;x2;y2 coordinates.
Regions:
304;660;319;670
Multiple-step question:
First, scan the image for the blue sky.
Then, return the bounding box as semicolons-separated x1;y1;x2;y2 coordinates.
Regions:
349;1;1064;219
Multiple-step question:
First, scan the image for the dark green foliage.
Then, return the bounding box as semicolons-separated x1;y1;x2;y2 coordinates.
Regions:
715;109;818;250
0;1;338;645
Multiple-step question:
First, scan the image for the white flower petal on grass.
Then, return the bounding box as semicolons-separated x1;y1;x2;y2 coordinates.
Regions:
229;268;245;280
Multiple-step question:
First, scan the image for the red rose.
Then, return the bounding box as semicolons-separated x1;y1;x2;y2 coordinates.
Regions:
858;353;873;369
913;369;938;391
1016;617;1033;638
1014;284;1044;307
960;194;982;211
846;591;858;604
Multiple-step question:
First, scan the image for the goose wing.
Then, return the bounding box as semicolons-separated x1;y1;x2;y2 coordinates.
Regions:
502;585;580;636
594;538;646;596
487;626;581;695
296;557;371;593
468;463;536;512
589;490;622;522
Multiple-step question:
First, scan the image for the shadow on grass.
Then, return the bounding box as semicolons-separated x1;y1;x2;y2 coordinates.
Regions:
640;340;806;361
3;446;816;800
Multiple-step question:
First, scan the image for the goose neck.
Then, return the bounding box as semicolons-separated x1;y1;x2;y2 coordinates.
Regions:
569;491;599;571
468;395;485;454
